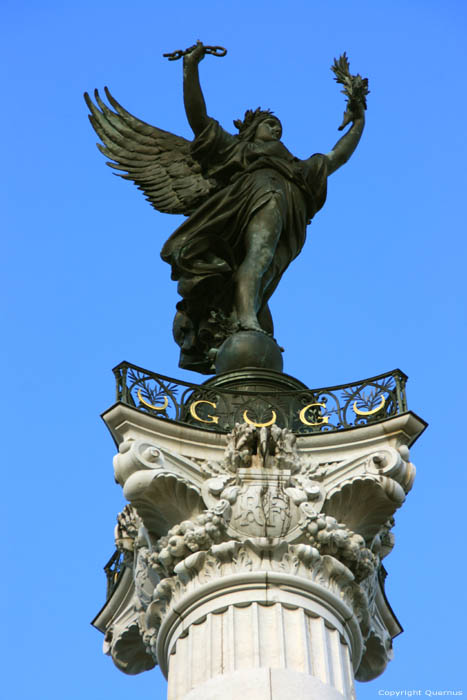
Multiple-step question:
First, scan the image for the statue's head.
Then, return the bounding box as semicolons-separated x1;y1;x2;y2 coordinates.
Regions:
234;108;282;142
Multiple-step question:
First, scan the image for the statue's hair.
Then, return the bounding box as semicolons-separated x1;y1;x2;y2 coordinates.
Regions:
233;108;281;141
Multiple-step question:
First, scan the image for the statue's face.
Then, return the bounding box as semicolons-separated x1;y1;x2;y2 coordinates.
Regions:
255;118;282;142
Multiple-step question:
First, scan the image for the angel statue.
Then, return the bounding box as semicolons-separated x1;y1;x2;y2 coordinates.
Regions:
85;42;368;374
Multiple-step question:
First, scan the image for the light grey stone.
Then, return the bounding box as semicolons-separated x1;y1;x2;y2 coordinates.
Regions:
96;406;425;698
179;668;348;700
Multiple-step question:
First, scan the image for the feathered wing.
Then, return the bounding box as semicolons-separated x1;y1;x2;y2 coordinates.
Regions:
84;87;216;216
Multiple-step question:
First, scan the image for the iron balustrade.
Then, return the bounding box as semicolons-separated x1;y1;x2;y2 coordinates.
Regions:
112;362;408;435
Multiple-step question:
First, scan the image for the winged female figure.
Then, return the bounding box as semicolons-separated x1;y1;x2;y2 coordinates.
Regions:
85;42;367;374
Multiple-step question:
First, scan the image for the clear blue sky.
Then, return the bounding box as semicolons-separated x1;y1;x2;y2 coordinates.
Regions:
2;1;466;698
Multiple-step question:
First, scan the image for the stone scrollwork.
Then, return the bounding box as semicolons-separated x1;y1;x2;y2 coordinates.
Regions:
98;422;417;682
113;438;205;538
114;438;165;486
104;614;156;676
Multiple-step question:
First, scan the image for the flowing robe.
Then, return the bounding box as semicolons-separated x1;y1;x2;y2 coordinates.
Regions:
161;118;328;373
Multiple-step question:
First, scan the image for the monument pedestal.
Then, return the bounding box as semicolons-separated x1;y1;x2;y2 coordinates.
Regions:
93;365;425;699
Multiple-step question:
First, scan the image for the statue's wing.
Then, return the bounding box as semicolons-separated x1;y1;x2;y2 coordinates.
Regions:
84;87;216;216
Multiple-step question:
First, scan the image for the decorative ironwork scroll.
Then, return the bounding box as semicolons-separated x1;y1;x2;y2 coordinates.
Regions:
112;362;408;436
103;550;126;599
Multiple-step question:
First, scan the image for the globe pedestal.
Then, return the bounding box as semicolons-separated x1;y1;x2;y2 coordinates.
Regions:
215;330;284;374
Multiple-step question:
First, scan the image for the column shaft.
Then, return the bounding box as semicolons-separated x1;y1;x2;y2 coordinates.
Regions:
167;602;355;700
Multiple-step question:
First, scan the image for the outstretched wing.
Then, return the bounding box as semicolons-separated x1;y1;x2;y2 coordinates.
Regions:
84;87;216;216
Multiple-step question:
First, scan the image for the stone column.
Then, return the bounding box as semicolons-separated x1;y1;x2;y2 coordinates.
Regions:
162;561;360;700
93;402;424;700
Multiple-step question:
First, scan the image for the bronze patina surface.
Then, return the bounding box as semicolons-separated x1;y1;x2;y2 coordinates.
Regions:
85;43;368;374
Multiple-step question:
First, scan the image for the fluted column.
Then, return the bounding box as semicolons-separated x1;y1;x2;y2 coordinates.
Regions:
164;571;358;700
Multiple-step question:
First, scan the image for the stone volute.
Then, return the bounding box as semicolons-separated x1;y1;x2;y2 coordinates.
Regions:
93;400;424;700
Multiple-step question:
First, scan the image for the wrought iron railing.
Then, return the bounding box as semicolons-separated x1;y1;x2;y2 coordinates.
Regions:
112;361;408;435
103;549;126;599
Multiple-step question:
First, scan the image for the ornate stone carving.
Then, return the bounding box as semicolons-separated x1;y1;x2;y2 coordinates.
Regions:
201;424;325;541
97;421;418;688
298;511;377;582
100;507;157;675
141;539;369;625
113;438;205;537
104;616;156;675
222;423;303;473
115;505;141;557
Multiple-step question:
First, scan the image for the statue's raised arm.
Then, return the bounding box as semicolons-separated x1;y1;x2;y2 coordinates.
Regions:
325;54;369;175
182;41;211;136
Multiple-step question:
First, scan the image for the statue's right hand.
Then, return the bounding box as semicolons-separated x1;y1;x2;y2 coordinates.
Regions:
183;41;206;66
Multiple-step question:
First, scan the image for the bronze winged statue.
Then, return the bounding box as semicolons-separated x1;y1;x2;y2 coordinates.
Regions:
85;42;368;374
